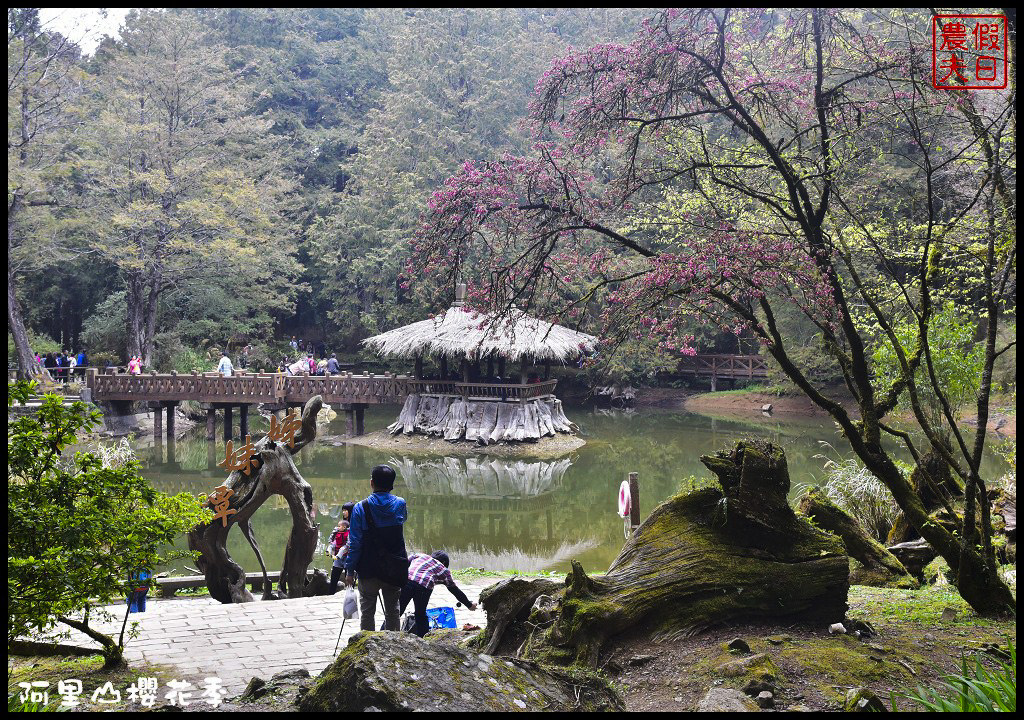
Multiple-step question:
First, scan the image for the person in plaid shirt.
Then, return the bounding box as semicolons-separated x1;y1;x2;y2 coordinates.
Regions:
401;551;477;637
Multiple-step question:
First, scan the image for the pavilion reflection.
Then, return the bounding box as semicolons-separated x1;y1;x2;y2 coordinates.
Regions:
389;455;572;498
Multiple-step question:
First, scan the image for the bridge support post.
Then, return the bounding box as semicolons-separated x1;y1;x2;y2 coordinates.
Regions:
355;404;365;436
165;403;177;464
205;406;216;441
710;373;717;392
150;401;163;447
343;404;354;437
166;403;175;440
224;405;233;442
239;404;249;439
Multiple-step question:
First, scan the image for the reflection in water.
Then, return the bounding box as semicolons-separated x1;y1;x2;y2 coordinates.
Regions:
457;539;600;574
139;404;1011;576
391;456;572;498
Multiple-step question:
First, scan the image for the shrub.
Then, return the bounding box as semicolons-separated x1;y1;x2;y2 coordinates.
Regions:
7;381;211;668
817;445;901;542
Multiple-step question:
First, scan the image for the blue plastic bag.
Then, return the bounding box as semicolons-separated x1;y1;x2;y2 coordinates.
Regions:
425;606;457;629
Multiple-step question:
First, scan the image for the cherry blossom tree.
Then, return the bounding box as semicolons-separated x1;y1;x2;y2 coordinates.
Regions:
413;9;1015;614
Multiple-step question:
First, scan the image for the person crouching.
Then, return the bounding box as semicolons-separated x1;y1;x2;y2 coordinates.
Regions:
401;551;477;637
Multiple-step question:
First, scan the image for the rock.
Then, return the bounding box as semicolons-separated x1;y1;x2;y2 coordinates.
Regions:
761;404;773;414
844;688;886;712
626;654;657;667
789;703;812;711
828;623;847;634
239;677;267;702
766;634;791;645
696;688;760;712
716;653;775;679
887;538;938;579
847;619;876;639
756;691;774;708
728;638;751;654
297;631;622;712
741;679;776;696
238;668;313;705
940;607;957;621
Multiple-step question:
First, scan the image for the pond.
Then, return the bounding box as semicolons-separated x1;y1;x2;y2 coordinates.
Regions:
138;404;1010;576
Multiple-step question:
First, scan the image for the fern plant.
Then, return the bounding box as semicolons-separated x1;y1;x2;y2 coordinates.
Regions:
893;640;1015;712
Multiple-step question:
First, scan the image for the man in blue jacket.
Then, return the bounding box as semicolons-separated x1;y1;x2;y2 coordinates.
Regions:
344;465;408;631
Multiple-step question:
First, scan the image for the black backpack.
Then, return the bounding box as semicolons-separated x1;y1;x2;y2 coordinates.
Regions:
360;499;410;587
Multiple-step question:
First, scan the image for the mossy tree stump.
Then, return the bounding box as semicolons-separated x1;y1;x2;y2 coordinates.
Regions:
481;440;850;666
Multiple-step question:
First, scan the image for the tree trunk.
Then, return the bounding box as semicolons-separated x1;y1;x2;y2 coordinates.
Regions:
8;263;43;380
480;440;849;667
797;489;917;589
864;452;1015;615
187;396;327;603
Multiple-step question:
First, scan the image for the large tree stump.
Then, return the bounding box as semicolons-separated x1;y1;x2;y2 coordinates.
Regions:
188;395;326;603
480;440;849;667
798;488;917;589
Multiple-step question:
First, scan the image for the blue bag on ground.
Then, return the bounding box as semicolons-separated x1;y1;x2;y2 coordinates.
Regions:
425;607;457;629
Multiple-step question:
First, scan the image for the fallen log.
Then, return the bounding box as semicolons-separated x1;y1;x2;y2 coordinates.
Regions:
797;488;917;589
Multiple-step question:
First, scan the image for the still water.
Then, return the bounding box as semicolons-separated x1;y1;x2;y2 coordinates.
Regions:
139;404;1009;576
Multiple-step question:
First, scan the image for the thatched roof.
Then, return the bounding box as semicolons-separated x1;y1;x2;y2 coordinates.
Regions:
362;306;597;363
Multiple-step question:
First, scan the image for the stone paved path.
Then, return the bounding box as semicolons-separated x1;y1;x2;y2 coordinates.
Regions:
44;579;497;695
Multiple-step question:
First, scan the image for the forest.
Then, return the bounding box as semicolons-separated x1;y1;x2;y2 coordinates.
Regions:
9;7;665;376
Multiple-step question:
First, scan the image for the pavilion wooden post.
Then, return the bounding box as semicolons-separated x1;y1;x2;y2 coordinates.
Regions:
440;356;449;379
414;355;423;380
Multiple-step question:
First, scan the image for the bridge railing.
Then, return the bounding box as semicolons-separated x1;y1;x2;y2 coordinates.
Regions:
88;371;281;403
676;354;768;379
408;378;558;401
87;371;560;405
282;373;409;404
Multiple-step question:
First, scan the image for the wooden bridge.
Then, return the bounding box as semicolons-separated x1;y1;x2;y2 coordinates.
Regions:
674;354;769;391
84;369;559;444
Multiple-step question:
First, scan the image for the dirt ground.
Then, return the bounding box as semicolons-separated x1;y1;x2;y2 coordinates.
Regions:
681;389;1016;439
10;583;1014;713
606;583;1016;712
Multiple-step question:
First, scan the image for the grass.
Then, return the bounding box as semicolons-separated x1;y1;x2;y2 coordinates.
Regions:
7;654;183;713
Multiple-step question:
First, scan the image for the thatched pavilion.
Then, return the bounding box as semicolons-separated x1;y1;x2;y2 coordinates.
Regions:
362;286;596;443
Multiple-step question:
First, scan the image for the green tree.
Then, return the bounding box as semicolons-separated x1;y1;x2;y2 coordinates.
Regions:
7;380;210;668
79;9;301;365
415;9;1016;614
7;8;85;377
